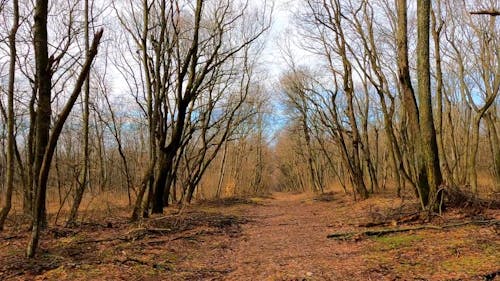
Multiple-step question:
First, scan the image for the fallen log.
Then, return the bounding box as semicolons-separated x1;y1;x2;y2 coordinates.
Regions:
358;212;422;228
327;220;499;240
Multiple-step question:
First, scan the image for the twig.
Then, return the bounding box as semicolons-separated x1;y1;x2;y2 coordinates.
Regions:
77;237;128;244
470;10;500;16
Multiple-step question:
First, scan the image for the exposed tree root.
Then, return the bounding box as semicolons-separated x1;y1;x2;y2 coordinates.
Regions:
443;186;500;210
327;219;499;240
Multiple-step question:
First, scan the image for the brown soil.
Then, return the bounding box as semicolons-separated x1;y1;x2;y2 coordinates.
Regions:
0;192;498;281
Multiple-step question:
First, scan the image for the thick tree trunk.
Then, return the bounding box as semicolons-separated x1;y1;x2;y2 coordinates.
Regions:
417;0;443;207
31;0;52;232
396;0;429;208
26;0;53;249
152;153;170;213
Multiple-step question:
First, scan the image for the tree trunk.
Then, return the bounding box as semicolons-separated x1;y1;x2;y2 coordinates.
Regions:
485;114;500;191
396;0;429;207
152;153;170;213
27;28;103;258
131;163;154;221
417;0;442;207
31;0;52;233
66;0;91;227
468;116;481;193
0;0;19;231
216;141;228;198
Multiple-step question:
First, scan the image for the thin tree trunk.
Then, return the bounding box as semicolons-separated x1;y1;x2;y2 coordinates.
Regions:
25;93;36;214
216;141;228;198
431;5;454;187
131;163;154;221
468;116;481;193
0;0;19;231
66;0;91;227
485;114;500;191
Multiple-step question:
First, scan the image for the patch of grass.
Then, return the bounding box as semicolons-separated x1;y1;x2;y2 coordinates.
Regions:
55;265;106;280
133;264;161;276
363;251;392;264
477;240;499;257
56;233;85;246
43;265;69;280
371;234;423;250
441;255;491;275
160;251;179;263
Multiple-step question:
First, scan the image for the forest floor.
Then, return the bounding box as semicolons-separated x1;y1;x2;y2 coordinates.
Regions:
0;190;499;281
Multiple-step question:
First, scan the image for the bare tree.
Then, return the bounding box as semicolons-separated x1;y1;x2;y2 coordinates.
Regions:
66;0;92;227
26;0;103;255
0;0;19;230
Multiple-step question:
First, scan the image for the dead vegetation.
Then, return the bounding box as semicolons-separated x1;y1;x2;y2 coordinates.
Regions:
195;197;259;207
443;186;500;210
1;191;499;280
0;205;251;281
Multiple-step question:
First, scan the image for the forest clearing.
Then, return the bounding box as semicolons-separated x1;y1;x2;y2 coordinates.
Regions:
1;0;500;280
1;188;498;281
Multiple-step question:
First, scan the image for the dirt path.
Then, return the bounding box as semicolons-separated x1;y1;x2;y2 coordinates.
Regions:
225;192;365;280
215;192;498;281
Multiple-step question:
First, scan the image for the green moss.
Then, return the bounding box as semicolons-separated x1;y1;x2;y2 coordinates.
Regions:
477;241;499;257
79;264;103;277
441;255;488;275
371;234;423;250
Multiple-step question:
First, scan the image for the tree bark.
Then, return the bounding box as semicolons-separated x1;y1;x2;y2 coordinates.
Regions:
396;0;429;207
31;0;52;230
485;114;500;191
417;0;443;207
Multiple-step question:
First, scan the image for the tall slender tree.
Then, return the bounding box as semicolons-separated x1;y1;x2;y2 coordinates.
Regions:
0;0;19;231
66;0;91;227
